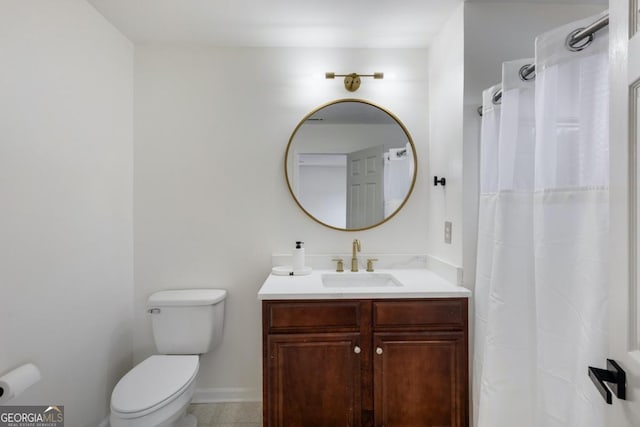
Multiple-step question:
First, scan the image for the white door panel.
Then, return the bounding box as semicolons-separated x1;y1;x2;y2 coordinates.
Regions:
609;0;640;424
346;145;384;229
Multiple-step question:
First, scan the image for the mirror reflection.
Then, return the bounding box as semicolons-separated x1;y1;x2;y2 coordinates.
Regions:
285;99;417;231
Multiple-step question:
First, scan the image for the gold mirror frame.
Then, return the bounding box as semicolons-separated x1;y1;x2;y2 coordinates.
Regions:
284;98;418;232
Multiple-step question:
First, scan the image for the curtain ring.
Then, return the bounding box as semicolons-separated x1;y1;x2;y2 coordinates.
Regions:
566;27;594;52
492;89;502;105
519;64;535;81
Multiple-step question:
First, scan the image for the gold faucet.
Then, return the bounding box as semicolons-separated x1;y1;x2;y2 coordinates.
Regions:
351;239;361;272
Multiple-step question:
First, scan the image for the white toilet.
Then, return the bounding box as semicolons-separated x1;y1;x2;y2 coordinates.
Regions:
110;289;226;427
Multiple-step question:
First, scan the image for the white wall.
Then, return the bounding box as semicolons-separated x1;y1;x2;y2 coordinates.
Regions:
427;4;465;268
134;46;429;399
298;164;347;228
0;1;134;425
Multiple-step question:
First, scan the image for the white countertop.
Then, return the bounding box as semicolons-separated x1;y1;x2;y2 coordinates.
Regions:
258;269;471;300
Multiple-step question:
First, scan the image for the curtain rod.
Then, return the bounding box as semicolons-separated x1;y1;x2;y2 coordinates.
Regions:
478;13;609;116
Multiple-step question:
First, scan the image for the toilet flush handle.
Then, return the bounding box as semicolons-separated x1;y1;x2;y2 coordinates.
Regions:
147;308;161;314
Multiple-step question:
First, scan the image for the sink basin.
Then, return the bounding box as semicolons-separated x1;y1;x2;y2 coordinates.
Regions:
321;273;403;288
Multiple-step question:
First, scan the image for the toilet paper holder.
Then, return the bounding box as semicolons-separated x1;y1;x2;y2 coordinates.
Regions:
0;363;41;403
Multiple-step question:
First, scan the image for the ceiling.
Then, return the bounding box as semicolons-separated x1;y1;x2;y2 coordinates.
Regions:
87;0;463;48
87;0;609;48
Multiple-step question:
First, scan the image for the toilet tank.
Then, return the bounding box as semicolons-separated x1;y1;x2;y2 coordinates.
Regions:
147;289;226;355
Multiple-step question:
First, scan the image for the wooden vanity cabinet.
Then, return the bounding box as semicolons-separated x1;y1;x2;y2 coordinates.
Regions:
372;299;468;427
262;298;468;427
263;300;371;427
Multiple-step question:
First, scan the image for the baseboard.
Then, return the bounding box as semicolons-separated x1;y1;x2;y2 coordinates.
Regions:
192;387;261;403
99;391;260;425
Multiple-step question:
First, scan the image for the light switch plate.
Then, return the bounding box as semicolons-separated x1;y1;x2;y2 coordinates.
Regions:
444;221;452;244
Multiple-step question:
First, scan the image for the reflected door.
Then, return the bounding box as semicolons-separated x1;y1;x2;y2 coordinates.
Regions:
346;145;384;229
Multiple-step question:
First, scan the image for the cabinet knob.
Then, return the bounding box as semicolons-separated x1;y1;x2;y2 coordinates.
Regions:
376;347;383;355
354;346;361;354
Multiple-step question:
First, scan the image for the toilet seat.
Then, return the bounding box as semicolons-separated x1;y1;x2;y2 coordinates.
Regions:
111;355;199;419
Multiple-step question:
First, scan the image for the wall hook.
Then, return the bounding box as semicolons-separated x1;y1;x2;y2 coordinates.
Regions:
434;176;446;186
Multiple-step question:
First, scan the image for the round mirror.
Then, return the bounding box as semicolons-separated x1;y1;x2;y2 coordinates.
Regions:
285;99;417;231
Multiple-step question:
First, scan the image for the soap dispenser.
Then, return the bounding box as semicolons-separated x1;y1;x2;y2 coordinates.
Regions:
292;241;305;271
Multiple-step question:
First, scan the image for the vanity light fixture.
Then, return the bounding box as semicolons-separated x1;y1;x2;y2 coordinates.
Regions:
325;72;384;92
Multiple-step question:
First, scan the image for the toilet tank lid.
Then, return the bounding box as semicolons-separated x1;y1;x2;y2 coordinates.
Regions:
148;289;227;307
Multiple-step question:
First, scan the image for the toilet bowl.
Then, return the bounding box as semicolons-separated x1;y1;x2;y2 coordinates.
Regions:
110;289;226;427
110;355;198;427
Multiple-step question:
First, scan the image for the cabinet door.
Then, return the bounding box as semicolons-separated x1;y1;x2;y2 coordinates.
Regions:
266;332;362;427
373;331;467;427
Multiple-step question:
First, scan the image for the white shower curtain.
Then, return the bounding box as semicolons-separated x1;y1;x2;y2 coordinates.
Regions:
472;82;501;427
474;12;609;427
384;143;413;216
